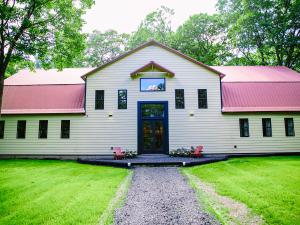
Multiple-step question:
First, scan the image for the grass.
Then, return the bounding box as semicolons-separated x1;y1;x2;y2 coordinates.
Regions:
184;156;300;225
0;159;130;225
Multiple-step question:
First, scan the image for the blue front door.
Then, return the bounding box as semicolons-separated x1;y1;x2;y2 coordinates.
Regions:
138;102;169;154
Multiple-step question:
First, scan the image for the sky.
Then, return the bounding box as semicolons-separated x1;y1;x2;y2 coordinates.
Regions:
83;0;218;34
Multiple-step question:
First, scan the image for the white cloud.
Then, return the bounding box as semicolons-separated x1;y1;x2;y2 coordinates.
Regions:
83;0;218;33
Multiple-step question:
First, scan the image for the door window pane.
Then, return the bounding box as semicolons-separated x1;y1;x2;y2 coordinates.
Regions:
141;104;164;118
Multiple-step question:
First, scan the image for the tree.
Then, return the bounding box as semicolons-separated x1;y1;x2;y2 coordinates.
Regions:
127;6;174;49
79;30;129;67
170;13;231;65
0;0;94;115
218;0;300;70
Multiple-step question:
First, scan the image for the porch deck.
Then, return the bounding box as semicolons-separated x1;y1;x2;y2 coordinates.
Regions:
78;154;228;168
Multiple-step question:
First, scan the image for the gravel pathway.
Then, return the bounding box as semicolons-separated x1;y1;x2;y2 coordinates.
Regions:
114;167;220;225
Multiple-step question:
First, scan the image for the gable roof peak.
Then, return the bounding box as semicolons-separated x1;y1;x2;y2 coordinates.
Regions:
82;40;223;78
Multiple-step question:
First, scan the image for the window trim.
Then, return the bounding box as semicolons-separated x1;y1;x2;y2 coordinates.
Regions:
118;89;127;110
175;89;185;109
95;90;104;110
61;120;70;139
239;118;249;137
0;121;4;139
140;78;166;92
38;120;48;139
17;120;26;139
198;89;208;109
284;118;295;137
262;118;272;137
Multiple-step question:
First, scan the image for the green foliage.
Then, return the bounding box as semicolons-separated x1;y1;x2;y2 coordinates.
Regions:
0;159;129;225
78;30;129;67
218;0;300;70
127;6;174;49
185;156;300;225
170;13;231;65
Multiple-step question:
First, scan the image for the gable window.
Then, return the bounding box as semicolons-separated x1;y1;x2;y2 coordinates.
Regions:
262;118;272;137
239;119;249;137
17;120;26;139
95;90;104;109
0;121;4;139
198;89;207;108
285;118;295;137
39;120;48;139
118;89;127;109
175;89;185;109
61;120;70;139
140;78;165;91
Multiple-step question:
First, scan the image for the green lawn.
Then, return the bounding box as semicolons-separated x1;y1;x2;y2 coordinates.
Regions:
184;156;300;225
0;159;129;225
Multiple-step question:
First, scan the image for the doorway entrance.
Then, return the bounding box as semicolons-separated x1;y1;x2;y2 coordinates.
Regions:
138;101;169;154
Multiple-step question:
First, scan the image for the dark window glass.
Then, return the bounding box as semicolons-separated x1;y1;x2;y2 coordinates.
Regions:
198;89;207;108
285;118;295;136
118;89;127;109
39;120;48;139
239;119;249;137
61;120;70;139
175;89;185;109
0;121;4;139
95;90;104;109
141;104;164;118
17;120;26;139
262;118;272;137
140;78;165;91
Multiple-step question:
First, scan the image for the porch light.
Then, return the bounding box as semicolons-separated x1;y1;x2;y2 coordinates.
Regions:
189;111;194;117
108;112;113;117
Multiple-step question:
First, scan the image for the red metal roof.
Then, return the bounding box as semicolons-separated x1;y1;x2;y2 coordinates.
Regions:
212;66;300;82
2;85;85;114
4;68;93;85
215;66;300;112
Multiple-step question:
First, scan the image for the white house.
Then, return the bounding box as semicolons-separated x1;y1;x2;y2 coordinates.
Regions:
0;40;300;158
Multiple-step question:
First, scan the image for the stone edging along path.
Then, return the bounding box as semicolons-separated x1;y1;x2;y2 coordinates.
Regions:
114;167;220;225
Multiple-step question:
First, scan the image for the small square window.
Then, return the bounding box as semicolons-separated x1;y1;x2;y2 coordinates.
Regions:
285;118;295;137
95;90;104;110
39;120;48;139
198;89;207;108
61;120;70;139
17;120;26;139
262;118;272;137
140;78;165;91
239;119;249;137
118;90;127;109
175;89;185;109
0;121;4;139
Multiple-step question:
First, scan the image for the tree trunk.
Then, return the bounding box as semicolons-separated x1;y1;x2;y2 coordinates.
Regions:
0;67;5;117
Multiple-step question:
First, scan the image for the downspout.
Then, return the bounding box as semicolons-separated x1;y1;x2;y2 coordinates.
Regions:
219;74;224;113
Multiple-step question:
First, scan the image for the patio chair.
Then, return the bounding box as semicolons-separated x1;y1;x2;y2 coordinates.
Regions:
191;146;203;158
113;147;126;160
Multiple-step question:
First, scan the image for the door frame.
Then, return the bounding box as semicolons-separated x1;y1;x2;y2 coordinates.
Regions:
137;101;169;154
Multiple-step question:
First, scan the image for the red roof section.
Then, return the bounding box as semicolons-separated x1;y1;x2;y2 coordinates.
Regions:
2;68;89;115
214;66;300;112
2;85;85;114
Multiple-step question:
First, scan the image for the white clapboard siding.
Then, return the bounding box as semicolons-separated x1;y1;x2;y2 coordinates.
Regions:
0;45;300;155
